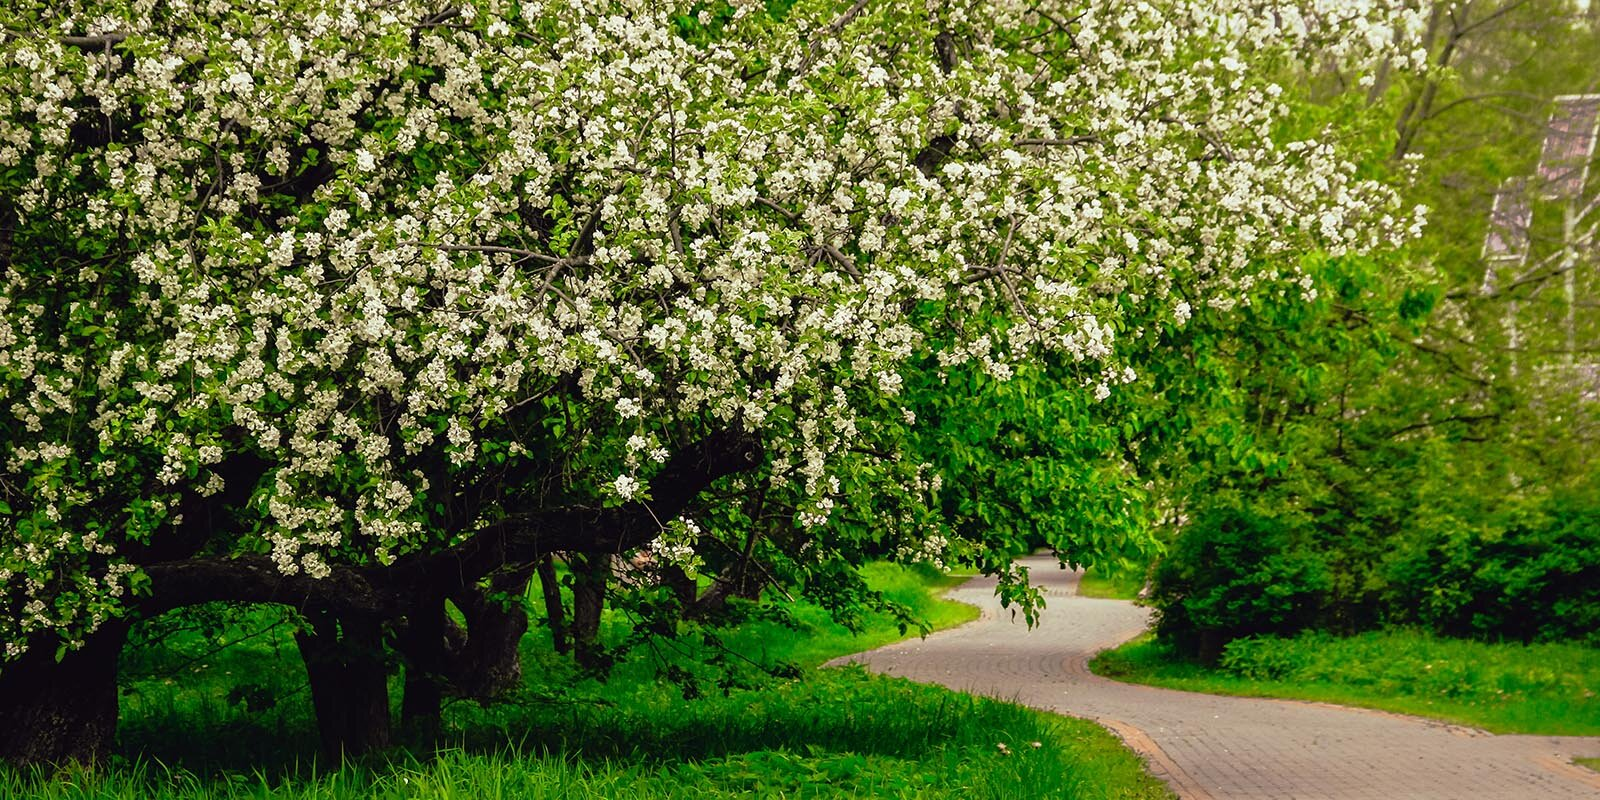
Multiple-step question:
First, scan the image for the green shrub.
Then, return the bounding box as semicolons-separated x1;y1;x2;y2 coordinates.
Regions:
1216;634;1322;681
1387;487;1600;645
1150;503;1332;661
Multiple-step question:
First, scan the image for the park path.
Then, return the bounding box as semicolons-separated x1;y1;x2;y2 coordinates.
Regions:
832;554;1600;800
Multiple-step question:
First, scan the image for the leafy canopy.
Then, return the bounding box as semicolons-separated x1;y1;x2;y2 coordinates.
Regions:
0;0;1422;659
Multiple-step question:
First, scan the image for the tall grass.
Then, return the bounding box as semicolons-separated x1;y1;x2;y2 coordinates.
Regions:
3;563;1171;799
1092;629;1600;735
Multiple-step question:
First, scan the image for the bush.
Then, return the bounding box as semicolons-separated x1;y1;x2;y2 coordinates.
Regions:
1387;487;1600;645
1150;503;1332;661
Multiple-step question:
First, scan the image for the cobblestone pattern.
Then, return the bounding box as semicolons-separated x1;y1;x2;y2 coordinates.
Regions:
832;555;1600;800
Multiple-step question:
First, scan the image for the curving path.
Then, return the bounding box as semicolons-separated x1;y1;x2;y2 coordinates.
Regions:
832;555;1600;800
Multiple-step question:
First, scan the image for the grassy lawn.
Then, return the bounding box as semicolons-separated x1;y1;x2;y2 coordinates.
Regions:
1091;630;1600;736
700;562;980;669
8;563;1172;799
1074;566;1144;601
1577;758;1600;773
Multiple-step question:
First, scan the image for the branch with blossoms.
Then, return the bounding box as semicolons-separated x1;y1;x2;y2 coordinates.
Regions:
139;427;761;616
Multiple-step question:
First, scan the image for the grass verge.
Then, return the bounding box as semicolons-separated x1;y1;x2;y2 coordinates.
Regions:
1091;630;1600;736
6;563;1171;799
1074;567;1144;601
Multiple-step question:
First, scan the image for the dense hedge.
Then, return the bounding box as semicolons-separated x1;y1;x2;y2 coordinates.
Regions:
1387;489;1600;646
1150;505;1332;662
1149;483;1600;659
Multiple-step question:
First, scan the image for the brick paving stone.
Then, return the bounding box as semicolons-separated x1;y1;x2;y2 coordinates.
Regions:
832;555;1600;800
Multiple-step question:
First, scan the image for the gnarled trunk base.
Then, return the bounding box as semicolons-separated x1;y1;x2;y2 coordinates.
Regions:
0;623;129;768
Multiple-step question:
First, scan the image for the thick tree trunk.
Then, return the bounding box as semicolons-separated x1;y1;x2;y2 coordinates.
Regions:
399;597;445;741
536;554;570;654
0;623;129;768
295;612;392;758
570;552;612;668
400;669;442;742
445;563;535;700
396;563;536;727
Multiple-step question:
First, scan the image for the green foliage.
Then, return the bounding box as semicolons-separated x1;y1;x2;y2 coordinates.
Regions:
1386;484;1600;646
1148;458;1600;656
1150;502;1332;660
1135;1;1600;657
1092;630;1600;736
1125;175;1437;658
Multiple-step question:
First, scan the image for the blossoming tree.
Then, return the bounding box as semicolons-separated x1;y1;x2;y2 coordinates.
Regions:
0;0;1420;764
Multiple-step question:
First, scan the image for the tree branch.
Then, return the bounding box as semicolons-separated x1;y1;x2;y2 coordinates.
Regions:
59;33;128;49
139;429;763;617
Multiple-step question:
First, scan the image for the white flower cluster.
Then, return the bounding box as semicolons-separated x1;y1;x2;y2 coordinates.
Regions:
646;517;704;573
0;0;1422;657
895;533;952;572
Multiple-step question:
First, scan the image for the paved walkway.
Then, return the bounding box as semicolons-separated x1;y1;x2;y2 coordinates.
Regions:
833;555;1600;800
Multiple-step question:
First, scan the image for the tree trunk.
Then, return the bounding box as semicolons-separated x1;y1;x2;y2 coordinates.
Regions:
536;554;569;654
445;563;536;700
570;552;612;668
295;612;392;759
399;597;445;741
0;623;130;768
660;563;698;610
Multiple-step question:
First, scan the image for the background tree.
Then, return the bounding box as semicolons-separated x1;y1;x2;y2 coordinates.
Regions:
1144;0;1600;659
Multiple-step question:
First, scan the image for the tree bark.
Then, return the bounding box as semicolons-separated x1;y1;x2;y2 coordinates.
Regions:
444;563;536;700
570;552;612;669
398;596;445;741
0;623;130;768
536;554;570;654
295;612;392;759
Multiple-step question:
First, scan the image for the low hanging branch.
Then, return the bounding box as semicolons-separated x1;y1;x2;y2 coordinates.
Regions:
141;428;762;617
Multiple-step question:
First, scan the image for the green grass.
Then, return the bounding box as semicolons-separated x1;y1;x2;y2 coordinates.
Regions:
4;563;1171;799
10;675;1169;799
709;562;979;669
1092;630;1600;736
1074;567;1144;601
1578;758;1600;773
